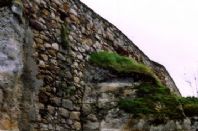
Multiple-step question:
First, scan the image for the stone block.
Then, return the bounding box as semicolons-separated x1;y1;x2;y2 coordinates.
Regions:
70;111;80;121
62;99;73;110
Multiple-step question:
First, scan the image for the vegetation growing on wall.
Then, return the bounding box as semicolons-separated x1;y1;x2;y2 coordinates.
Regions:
118;83;185;122
89;51;162;86
61;22;69;49
118;85;198;122
89;51;198;124
178;97;198;117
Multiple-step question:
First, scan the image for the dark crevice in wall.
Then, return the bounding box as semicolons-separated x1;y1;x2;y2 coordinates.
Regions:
0;0;11;8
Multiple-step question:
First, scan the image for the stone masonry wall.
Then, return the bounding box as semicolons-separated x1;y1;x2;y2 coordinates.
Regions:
0;0;183;131
21;0;181;130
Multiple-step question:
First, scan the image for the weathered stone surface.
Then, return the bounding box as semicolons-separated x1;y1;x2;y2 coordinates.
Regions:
82;104;92;116
0;113;19;130
70;111;80;121
52;43;59;50
59;108;69;118
39;60;45;67
74;77;80;83
87;114;98;122
0;7;25;131
97;81;134;92
44;43;52;48
83;121;100;130
48;50;56;57
50;97;61;106
69;8;78;16
30;19;46;31
47;105;55;115
62;99;73;110
50;59;57;65
41;54;48;61
73;121;81;130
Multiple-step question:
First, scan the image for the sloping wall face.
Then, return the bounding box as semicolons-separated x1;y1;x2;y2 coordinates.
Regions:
0;0;185;131
22;0;180;95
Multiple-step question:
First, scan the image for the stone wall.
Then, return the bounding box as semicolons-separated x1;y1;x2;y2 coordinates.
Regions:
0;7;24;131
0;0;187;131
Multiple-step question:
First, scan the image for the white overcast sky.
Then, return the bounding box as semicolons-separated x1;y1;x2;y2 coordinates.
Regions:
81;0;198;96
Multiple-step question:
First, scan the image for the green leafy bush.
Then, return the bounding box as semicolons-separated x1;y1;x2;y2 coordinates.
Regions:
89;51;162;86
119;86;198;120
178;97;198;117
178;97;198;105
118;98;154;116
118;83;185;121
135;83;170;97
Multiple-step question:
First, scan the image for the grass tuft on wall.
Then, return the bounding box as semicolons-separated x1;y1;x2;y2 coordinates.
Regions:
89;51;162;86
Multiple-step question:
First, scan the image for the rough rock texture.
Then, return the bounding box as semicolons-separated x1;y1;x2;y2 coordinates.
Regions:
0;7;24;131
0;0;197;131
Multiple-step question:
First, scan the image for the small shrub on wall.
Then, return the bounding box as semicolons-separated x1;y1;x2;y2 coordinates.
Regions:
118;83;184;121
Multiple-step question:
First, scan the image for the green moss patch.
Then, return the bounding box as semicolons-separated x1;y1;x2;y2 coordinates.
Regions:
89;51;162;86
